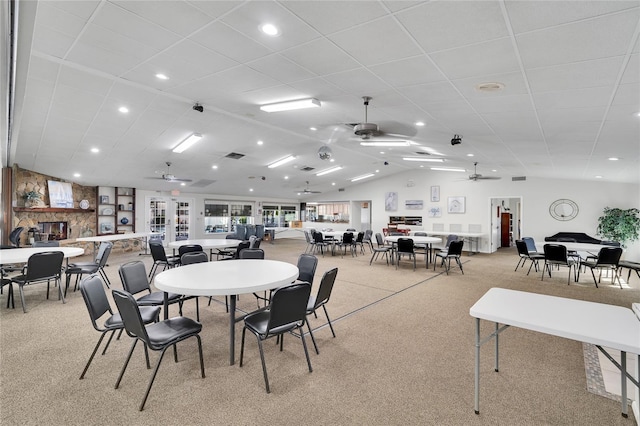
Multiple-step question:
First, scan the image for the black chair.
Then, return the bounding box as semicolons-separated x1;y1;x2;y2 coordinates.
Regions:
432;234;458;263
239;282;313;393
180;251;209;266
337;232;356;257
10;251;65;312
112;289;205;411
515;240;544;275
148;241;180;280
296;253;318;285
434;240;464;275
370;233;392;265
311;232;331;256
306;267;338;354
177;244;203;264
580;247;623;288
395;238;416;270
119;261;185;318
79;275;160;379
542;244;579;285
353;232;366;255
238;248;265;260
65;242;113;295
9;227;24;247
362;230;374;253
303;230;315;253
522;237;539;254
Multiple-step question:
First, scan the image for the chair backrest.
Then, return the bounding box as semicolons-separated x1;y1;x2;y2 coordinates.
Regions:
313;232;325;243
79;275;113;330
595;247;623;266
149;241;169;262
9;227;24;247
375;233;386;246
363;230;373;242
25;251;64;281
355;232;364;243
233;241;251;259
252;239;261;249
445;234;458;248
446;240;464;256
304;230;312;244
543;244;568;263
397;238;414;253
119;261;151;296
178;244;203;257
112;289;150;343
346;228;356;232
180;251;209;265
97;242;113;268
238;248;265;259
342;232;354;244
32;240;60;247
522;237;537;253
313;267;338;310
297;254;318;284
515;240;528;256
248;235;257;248
414;232;427;237
267;283;311;335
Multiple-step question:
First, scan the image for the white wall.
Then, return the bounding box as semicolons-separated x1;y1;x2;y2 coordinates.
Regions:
304;169;640;259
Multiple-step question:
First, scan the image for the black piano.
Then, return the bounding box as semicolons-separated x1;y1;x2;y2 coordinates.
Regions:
544;232;620;246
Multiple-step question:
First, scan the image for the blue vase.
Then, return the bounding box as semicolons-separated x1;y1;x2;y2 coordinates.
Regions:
120;217;129;225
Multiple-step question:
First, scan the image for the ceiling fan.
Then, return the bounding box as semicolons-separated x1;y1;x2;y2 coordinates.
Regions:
147;162;193;183
323;96;416;144
469;162;501;181
297;181;321;194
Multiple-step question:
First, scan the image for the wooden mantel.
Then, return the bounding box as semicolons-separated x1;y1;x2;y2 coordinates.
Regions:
13;207;96;213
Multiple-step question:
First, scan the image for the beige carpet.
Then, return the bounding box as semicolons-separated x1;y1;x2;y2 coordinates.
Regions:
1;240;638;425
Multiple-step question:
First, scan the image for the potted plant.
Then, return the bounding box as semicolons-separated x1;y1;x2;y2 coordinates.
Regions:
596;207;640;247
23;190;42;207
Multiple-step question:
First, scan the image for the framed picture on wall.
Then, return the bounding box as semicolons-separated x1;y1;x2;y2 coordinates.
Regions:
428;206;442;218
447;196;465;214
385;192;398;211
99;195;109;204
430;186;440;202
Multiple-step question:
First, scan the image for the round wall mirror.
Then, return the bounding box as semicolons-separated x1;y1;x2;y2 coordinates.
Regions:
549;199;579;221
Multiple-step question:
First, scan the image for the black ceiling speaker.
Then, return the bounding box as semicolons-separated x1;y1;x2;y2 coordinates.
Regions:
451;134;462;145
193;103;204;113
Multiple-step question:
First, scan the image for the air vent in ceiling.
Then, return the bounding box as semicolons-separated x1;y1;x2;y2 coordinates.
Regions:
225;152;245;159
338;188;345;192
190;179;216;187
512;176;526;181
415;151;431;155
300;166;315;172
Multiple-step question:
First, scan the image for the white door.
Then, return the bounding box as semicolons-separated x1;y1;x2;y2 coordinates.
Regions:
146;196;193;246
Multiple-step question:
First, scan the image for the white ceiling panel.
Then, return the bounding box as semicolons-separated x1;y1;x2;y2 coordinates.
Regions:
281;1;388;34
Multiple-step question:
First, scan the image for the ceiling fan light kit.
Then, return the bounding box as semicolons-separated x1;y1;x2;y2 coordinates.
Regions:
468;162;501;181
260;98;321;112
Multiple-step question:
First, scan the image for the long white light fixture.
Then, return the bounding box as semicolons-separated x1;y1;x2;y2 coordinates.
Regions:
402;157;444;162
316;166;342;176
430;167;466;172
173;133;202;153
260;98;321;112
351;173;375;182
268;155;296;168
360;141;410;147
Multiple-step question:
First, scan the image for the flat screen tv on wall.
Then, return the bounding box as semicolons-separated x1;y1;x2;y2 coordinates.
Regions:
47;180;74;208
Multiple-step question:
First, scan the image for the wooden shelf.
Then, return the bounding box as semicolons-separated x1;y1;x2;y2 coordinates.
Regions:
14;207;96;213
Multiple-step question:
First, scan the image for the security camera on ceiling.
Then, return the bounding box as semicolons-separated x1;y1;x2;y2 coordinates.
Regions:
451;134;462;145
193;103;204;113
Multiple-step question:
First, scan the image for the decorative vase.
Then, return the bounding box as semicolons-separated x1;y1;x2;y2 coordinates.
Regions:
120;217;129;225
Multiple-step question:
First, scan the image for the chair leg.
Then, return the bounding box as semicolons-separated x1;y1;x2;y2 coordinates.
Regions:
139;346;171;411
239;326;247;367
115;339;139;389
80;331;109;379
299;326;313;374
589;268;599;288
307;320;319;354
457;257;464;275
19;284;27;313
323;305;336;338
256;337;270;393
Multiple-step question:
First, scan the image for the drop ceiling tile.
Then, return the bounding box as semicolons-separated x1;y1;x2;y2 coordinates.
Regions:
516;10;640;68
24;78;55;102
397;1;509;53
35;2;92;37
527;56;625;92
194;22;272;63
248;54;316;83
369;56;446;87
322;68;387;96
451;72;529;99
430;38;520;80
621;54;639;84
282;38;361;75
32;26;77;58
534;86;613;109
57;66;113;96
398;81;466;104
329;17;422;66
281;1;387;34
26;56;60;82
468;95;535;114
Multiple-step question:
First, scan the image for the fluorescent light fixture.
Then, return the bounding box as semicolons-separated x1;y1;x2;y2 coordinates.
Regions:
402;157;444;163
316;166;342;176
608;157;619;161
260;98;321;112
172;133;202;153
267;155;296;168
360;141;410;147
351;173;375;182
430;167;466;172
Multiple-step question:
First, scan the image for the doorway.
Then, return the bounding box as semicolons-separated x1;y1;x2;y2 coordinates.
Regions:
489;197;522;253
146;196;194;246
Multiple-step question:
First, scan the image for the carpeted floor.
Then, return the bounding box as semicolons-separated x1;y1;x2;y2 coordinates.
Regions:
1;239;638;425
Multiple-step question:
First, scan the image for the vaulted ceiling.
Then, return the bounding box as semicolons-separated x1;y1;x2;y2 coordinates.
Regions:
5;1;640;198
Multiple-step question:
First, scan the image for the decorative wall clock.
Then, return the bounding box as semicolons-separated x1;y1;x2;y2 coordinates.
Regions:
549;199;579;221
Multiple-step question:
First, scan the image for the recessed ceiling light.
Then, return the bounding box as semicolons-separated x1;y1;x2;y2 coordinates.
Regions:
261;23;279;36
73;173;80;177
257;140;263;145
249;188;254;192
330;158;335;162
212;165;218;169
91;148;99;153
181;182;186;186
467;153;474;157
475;82;505;92
492;169;497;172
415;121;425;126
155;73;169;80
375;169;379;173
635;112;640;117
284;176;289;180
595;175;603;178
608;157;619;161
332;182;336;186
310;127;317;131
118;106;129;113
420;165;424;168
379;151;385;155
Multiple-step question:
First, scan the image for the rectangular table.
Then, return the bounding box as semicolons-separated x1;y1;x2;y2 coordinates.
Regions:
420;231;485;255
470;288;640;419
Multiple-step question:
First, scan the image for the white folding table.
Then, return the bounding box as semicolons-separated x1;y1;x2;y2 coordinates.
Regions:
167;238;243;260
470;288;640;420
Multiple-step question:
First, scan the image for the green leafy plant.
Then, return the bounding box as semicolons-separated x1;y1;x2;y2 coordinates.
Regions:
23;191;41;201
596;207;640;247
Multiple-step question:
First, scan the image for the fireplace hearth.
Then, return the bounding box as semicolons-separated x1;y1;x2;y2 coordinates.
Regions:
38;221;69;241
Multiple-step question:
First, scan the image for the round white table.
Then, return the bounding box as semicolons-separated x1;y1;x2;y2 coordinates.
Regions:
0;247;84;265
154;259;299;365
168;238;244;260
384;235;441;268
